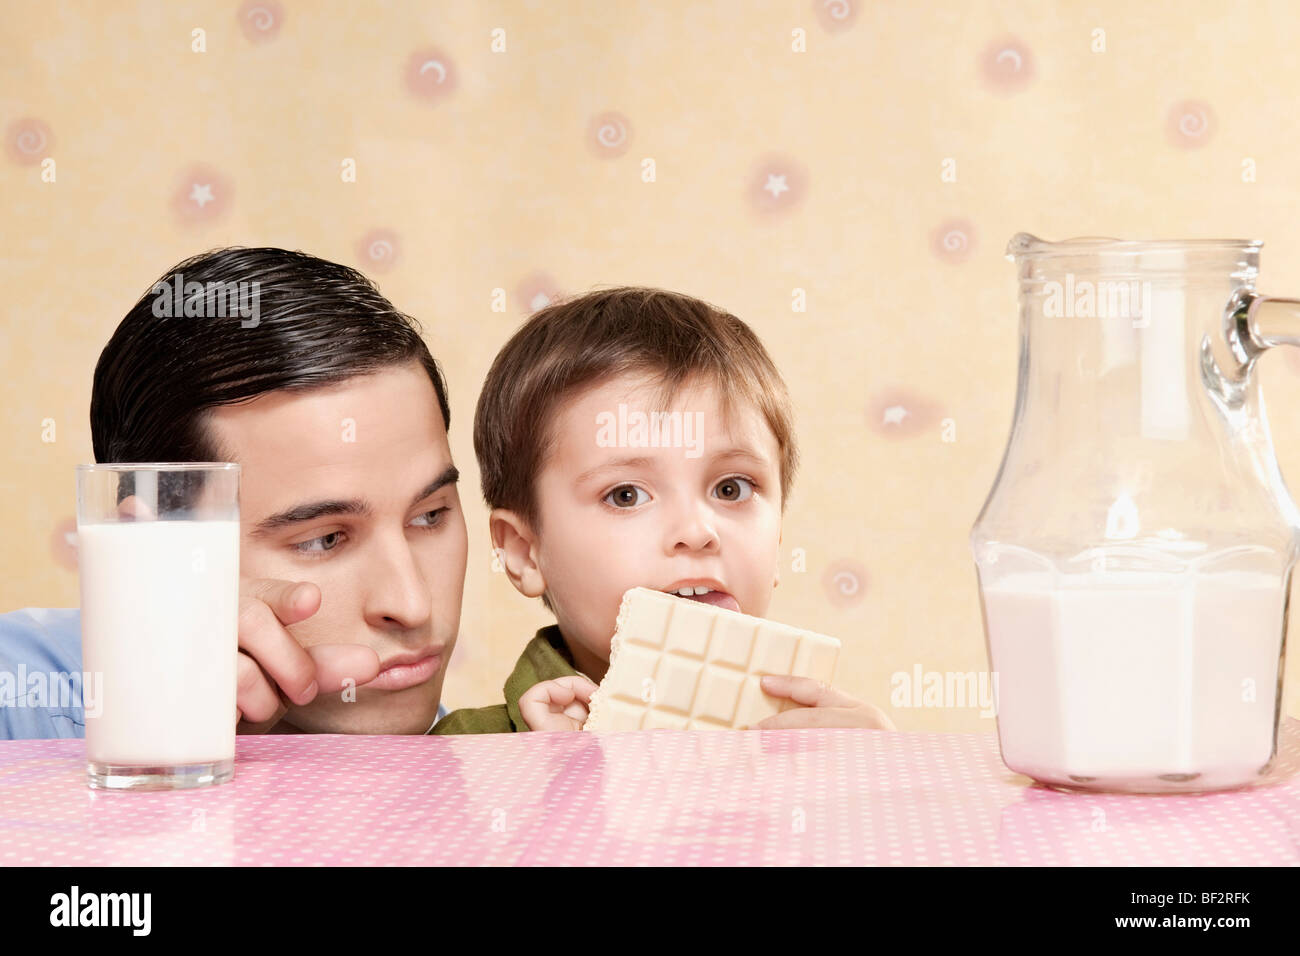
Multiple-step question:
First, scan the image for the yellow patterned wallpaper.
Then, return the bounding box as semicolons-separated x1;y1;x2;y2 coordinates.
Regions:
4;0;1299;729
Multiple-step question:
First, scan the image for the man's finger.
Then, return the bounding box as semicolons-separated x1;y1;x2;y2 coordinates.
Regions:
237;590;320;706
237;706;289;734
235;650;285;723
313;643;381;693
759;674;856;708
246;579;321;627
238;645;378;731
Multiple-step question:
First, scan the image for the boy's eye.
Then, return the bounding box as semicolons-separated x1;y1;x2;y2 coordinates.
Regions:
296;531;343;555
713;476;754;502
604;484;649;508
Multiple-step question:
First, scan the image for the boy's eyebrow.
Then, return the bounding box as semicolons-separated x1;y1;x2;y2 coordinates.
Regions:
249;465;459;537
711;447;768;467
574;448;771;486
574;456;657;485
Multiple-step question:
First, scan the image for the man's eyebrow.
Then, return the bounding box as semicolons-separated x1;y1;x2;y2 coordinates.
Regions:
249;465;459;537
407;465;461;507
574;456;657;485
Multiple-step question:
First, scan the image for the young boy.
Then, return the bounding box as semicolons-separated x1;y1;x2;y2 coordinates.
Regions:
433;287;892;734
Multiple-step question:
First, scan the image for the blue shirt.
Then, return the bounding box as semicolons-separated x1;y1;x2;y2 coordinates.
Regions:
0;608;448;739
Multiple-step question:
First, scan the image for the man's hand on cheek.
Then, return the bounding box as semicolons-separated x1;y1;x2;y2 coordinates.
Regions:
234;579;381;733
753;675;896;731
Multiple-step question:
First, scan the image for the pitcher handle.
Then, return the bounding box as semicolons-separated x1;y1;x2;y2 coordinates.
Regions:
1225;289;1300;364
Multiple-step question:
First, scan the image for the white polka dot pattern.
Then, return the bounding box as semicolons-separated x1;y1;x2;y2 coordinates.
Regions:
0;720;1296;865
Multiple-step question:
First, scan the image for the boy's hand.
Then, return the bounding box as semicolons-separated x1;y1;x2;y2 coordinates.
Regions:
519;675;600;732
753;675;896;730
235;578;381;733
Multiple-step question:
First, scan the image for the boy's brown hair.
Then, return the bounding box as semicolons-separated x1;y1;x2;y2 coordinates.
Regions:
474;286;798;530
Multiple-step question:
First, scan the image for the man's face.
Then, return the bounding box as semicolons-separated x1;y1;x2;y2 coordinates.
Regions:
206;360;468;733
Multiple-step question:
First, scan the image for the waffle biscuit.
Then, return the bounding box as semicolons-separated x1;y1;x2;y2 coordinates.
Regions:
584;587;841;731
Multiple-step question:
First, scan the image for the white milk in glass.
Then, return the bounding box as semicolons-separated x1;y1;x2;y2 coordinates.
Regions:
78;520;239;766
981;569;1285;790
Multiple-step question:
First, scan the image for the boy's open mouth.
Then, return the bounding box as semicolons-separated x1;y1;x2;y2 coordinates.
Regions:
658;581;741;613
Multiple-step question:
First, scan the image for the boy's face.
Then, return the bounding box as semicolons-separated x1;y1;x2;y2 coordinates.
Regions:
523;372;783;679
207;360;468;733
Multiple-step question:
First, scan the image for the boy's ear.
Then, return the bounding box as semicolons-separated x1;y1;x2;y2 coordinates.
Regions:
490;509;547;598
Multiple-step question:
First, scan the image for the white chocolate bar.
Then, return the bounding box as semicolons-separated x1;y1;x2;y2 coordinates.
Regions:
583;587;841;732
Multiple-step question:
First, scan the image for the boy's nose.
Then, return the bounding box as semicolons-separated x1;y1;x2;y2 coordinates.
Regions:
665;504;720;554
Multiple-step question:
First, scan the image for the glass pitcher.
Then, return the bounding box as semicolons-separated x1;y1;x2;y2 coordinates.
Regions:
971;233;1300;794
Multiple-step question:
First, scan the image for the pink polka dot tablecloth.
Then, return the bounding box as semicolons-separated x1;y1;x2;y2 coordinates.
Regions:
1;721;1297;866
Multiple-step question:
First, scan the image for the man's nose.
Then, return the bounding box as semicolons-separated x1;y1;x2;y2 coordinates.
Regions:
364;535;434;629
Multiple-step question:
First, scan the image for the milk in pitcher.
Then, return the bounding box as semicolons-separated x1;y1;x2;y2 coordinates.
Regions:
981;568;1285;791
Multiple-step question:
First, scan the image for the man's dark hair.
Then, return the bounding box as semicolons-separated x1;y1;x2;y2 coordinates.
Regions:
91;247;451;463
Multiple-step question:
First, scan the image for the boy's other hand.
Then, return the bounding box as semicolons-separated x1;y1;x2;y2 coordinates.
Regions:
519;675;600;732
235;578;381;733
753;675;896;730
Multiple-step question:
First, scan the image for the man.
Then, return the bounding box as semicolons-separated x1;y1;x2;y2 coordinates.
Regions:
0;247;468;737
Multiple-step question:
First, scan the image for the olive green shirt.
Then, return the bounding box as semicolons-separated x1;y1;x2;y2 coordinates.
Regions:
430;625;583;734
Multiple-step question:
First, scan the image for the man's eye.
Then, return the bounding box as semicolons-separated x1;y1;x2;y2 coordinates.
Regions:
713;476;754;502
411;507;448;529
604;485;649;509
295;531;343;555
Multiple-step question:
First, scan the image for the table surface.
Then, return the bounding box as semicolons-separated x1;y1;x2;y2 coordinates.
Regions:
1;720;1297;866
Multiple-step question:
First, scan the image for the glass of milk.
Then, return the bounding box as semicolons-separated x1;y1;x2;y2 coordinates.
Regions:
76;463;240;791
971;235;1300;794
